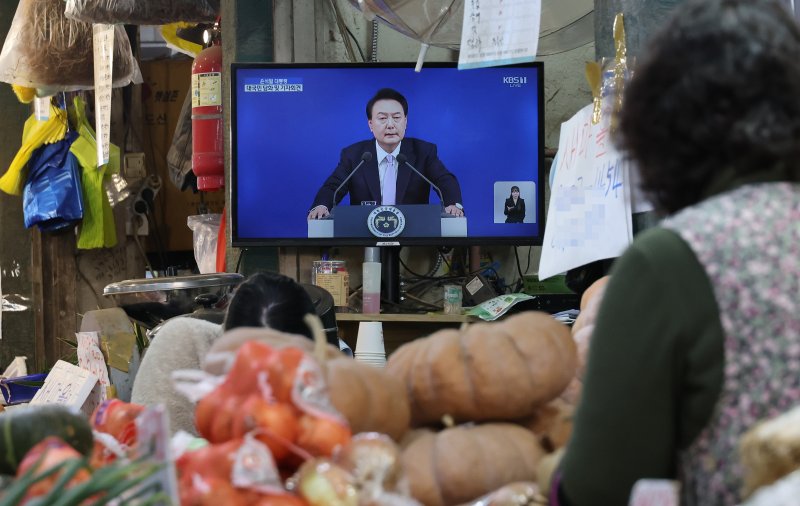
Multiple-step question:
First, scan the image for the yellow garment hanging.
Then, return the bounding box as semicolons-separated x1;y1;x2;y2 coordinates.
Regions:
0;104;68;196
68;97;119;249
160;23;203;57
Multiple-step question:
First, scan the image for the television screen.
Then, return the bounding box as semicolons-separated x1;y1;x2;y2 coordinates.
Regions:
231;62;545;247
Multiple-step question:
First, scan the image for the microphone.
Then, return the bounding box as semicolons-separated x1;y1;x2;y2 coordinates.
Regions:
331;151;373;215
396;153;445;209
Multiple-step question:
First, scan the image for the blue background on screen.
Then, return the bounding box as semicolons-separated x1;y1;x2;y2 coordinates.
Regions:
234;65;542;242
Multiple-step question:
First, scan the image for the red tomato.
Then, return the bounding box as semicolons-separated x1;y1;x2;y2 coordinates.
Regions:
176;439;242;483
194;391;221;440
209;395;243;443
252;494;310;506
247;398;299;462
267;348;306;403
180;475;248;506
224;341;275;394
17;437;91;501
90;399;144;446
296;415;351;457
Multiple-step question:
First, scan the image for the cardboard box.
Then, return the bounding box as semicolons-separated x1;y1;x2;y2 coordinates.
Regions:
140;57;225;252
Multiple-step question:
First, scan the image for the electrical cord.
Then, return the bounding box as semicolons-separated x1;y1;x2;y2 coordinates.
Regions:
403;292;443;310
525;245;534;274
513;246;525;291
327;0;358;62
399;254;446;280
235;248;245;273
345;25;366;62
132;215;157;277
425;249;443;278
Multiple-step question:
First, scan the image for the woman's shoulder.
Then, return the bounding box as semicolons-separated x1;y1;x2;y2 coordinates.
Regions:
148;317;223;352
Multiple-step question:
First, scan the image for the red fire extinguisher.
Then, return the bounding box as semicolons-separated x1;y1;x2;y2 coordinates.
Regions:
191;21;224;192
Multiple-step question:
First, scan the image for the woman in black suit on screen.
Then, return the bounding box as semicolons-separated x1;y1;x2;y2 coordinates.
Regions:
504;185;525;223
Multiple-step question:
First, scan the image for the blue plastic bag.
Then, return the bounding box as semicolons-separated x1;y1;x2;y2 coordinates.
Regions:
22;131;84;231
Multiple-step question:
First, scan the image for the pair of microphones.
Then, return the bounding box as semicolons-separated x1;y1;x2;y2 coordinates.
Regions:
330;151;446;215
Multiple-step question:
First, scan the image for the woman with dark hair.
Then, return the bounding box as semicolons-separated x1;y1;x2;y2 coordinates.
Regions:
223;272;316;337
551;1;800;505
131;271;318;435
503;185;525;223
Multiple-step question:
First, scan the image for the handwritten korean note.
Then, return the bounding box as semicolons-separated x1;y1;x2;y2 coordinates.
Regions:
93;24;114;166
77;331;111;402
538;104;633;280
459;0;542;69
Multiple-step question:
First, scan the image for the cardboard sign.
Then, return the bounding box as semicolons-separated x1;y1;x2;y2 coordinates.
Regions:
30;360;100;416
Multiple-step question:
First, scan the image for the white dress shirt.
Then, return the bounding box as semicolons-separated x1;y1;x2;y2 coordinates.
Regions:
376;141;400;204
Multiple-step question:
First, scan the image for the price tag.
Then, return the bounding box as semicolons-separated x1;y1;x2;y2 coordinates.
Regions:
93;24;115;166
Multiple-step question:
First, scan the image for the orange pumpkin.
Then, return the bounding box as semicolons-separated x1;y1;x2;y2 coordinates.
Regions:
326;357;410;441
517;398;575;452
401;423;546;506
386;312;577;425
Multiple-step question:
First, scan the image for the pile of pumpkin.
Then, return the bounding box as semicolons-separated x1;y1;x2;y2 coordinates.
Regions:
186;310;587;506
0;300;601;506
379;311;580;506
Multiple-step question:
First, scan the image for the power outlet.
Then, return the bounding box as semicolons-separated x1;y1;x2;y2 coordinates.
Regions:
124;152;147;179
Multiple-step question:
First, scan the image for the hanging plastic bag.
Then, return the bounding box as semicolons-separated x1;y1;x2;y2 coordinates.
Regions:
187;214;222;274
23;131;85;232
0;0;141;92
167;93;194;191
64;0;220;25
68;97;119;249
0;103;68;196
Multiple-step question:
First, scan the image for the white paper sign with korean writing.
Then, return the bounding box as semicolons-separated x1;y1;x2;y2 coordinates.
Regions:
458;0;542;69
92;24;114;166
76;331;111;401
538;103;633;280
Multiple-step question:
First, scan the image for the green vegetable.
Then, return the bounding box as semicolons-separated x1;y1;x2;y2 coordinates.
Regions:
0;455;163;506
0;406;93;474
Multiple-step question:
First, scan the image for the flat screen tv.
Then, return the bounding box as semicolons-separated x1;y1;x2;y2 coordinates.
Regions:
231;62;545;248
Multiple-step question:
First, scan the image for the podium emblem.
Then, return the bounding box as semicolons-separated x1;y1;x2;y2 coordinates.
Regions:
367;206;406;238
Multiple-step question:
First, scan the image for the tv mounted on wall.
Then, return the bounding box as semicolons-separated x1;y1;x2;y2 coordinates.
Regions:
231;62;545;248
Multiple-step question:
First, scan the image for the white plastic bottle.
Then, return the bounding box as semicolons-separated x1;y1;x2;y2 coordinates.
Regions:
362;247;382;314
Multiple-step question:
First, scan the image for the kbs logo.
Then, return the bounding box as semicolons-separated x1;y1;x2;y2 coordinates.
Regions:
503;76;527;87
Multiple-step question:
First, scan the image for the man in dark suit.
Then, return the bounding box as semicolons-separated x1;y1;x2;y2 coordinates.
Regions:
307;88;464;220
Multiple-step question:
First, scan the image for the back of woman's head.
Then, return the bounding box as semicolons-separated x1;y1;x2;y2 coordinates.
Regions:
223;272;315;338
617;0;800;214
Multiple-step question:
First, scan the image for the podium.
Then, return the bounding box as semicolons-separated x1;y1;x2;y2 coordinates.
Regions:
308;204;467;239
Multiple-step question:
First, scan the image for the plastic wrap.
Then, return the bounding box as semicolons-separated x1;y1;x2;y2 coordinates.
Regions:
346;0;593;55
463;482;545;505
22;131;85;232
167;93;193;191
0;0;140;92
187;214;221;274
65;0;220;25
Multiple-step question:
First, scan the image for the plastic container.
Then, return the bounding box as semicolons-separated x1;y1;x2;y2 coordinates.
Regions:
312;260;349;306
362;247;381;314
443;284;463;314
0;373;47;405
